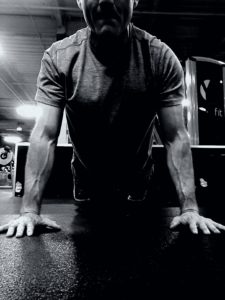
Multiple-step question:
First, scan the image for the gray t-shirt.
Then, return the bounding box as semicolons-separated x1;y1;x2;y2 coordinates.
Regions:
35;24;184;201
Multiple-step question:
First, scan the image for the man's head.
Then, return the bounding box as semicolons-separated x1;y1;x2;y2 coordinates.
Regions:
76;0;139;38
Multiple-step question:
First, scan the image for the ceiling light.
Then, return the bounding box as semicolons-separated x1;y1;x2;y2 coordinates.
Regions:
16;104;42;119
16;126;23;131
4;136;23;144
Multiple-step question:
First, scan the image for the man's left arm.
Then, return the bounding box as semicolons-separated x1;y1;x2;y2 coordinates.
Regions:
158;104;225;234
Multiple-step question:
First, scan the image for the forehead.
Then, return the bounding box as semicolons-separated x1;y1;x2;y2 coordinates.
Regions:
76;0;139;11
77;0;137;5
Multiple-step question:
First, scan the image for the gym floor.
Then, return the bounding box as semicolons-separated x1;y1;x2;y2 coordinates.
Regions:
0;188;225;299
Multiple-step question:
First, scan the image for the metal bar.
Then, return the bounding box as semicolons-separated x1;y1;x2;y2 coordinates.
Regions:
0;5;225;17
0;77;24;105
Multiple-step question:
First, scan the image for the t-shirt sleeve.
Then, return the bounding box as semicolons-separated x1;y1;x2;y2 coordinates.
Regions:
35;49;66;108
156;43;184;108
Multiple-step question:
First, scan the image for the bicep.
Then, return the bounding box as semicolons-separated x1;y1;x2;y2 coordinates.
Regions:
31;102;64;142
157;104;188;144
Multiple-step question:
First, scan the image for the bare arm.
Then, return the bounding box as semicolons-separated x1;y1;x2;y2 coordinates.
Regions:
158;104;198;212
0;102;63;237
158;104;225;234
21;102;63;214
0;46;67;237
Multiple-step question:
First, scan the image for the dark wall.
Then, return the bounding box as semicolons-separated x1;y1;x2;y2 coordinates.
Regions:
14;145;74;198
14;145;225;208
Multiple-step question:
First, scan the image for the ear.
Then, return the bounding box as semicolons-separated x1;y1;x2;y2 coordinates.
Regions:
76;0;82;9
133;0;139;9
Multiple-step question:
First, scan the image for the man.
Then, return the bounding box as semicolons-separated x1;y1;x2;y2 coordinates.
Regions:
1;0;225;237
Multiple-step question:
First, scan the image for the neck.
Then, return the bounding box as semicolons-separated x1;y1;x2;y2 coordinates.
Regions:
89;26;130;65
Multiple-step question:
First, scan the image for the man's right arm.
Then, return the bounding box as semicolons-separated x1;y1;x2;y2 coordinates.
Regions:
21;102;63;214
0;102;64;237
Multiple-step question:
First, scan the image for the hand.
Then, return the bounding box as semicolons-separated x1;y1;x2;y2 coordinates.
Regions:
170;211;225;234
0;213;61;238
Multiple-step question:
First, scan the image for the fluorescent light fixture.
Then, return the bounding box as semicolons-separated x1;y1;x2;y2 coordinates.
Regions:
4;136;23;144
16;104;42;119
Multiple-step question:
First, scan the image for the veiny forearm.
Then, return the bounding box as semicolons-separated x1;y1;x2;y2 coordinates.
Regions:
21;136;57;214
165;132;198;212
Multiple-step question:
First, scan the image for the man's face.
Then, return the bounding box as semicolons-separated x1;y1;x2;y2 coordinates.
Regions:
77;0;139;37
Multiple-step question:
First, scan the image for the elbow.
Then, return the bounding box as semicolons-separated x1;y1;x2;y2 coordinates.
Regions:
165;129;191;155
29;125;58;147
164;130;190;148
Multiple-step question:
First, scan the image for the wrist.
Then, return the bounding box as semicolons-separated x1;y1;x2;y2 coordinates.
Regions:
20;208;39;215
181;208;199;215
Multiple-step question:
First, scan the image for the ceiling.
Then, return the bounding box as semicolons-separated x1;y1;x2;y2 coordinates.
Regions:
0;0;225;144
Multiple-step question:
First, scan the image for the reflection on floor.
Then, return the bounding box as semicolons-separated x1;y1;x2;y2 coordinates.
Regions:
1;188;225;299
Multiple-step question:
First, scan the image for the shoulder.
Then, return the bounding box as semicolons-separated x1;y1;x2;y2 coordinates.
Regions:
131;24;166;50
51;27;88;51
130;24;177;64
43;27;89;64
130;24;181;75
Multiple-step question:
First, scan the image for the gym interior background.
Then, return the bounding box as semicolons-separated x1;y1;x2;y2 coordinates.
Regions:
0;0;224;199
0;1;225;299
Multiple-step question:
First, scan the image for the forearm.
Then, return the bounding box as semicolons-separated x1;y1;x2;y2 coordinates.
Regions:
21;136;56;214
165;132;198;212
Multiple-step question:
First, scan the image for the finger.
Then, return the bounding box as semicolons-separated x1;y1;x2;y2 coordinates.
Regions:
0;224;9;233
198;221;211;234
41;218;61;230
189;221;198;234
212;222;225;231
170;217;180;229
16;223;26;238
26;222;35;236
205;221;221;234
6;225;16;237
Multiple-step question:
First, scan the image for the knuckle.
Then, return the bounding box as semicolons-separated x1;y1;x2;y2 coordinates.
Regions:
10;220;17;226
